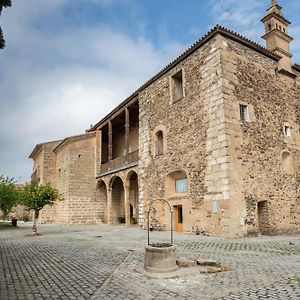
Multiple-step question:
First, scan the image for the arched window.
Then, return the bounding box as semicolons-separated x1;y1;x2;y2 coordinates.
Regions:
281;151;293;175
165;170;188;197
155;130;164;156
268;23;272;31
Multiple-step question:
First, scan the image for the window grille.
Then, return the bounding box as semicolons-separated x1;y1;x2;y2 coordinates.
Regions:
239;104;248;122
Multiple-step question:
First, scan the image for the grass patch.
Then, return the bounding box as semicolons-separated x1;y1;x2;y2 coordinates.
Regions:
0;221;13;229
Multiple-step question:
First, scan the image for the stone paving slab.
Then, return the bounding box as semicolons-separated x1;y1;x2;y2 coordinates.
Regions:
0;224;299;299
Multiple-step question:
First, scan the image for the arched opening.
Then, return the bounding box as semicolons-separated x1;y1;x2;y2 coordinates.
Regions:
155;130;164;156
165;170;188;197
96;180;108;223
257;201;269;235
128;171;139;224
281;151;293;175
111;177;125;224
268;23;272;31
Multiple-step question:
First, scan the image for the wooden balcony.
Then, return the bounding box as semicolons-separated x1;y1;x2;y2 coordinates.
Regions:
99;150;139;175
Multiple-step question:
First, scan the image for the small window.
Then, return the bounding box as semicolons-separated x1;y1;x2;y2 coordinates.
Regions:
283;28;286;33
268;24;272;31
155;130;164;156
171;70;183;102
175;178;188;193
283;125;291;137
239;104;248;122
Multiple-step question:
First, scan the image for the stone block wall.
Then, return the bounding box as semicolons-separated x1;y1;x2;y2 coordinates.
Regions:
223;37;300;235
138;35;243;237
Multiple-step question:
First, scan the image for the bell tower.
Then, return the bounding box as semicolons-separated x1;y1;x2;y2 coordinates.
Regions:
261;0;293;72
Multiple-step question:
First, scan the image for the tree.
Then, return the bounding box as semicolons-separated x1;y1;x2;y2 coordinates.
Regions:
0;175;20;219
22;180;63;234
0;0;12;49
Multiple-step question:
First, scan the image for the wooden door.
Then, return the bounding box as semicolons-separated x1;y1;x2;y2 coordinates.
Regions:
174;206;183;232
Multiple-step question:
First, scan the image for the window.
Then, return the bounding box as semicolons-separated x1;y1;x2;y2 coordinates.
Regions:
165;170;188;197
283;124;291;137
268;24;272;31
171;69;183;102
175;178;188;193
239;104;248;122
155;130;164;156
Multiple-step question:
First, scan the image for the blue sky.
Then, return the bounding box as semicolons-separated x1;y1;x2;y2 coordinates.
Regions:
0;0;299;182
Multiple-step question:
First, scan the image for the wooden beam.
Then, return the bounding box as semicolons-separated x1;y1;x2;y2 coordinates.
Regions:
108;121;112;161
125;107;130;155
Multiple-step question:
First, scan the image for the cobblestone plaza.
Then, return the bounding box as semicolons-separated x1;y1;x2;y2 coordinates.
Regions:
0;224;299;299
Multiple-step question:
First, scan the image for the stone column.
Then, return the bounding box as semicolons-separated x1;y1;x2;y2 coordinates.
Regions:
107;187;113;224
124;182;130;226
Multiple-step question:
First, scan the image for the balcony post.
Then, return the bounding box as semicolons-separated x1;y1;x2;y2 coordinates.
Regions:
125;107;130;157
108;121;113;161
124;181;130;226
107;187;113;224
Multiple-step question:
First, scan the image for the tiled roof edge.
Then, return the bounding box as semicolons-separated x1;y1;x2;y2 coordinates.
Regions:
89;25;281;132
53;131;96;152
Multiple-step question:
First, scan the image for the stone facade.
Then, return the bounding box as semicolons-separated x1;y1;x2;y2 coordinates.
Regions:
29;2;300;237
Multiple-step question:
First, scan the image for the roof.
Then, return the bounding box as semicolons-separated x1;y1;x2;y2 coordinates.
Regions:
293;64;300;72
29;139;63;159
88;25;281;132
53;131;96;152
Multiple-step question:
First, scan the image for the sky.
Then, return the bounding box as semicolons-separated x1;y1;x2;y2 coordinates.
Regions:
0;0;299;183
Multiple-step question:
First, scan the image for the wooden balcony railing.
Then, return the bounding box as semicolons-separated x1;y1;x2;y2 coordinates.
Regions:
99;150;139;174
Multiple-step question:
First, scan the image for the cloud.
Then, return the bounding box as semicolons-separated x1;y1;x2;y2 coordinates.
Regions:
0;0;185;182
208;0;265;41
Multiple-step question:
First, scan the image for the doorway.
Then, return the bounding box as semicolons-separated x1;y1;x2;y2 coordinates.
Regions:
174;205;183;232
257;201;269;235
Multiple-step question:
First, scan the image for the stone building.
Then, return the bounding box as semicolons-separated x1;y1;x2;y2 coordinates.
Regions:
30;1;300;237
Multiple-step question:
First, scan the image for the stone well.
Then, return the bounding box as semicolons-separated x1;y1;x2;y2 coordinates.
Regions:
144;243;178;273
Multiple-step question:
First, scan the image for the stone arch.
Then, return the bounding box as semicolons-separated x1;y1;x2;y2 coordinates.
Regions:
126;170;139;224
96;179;108;223
281;151;293;175
152;125;167;157
109;176;125;224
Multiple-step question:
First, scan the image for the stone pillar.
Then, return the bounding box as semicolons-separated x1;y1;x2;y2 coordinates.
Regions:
107;187;113;224
124;182;130;226
108;121;113;161
125;107;130;156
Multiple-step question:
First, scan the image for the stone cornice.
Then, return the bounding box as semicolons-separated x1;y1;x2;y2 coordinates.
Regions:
261;12;291;25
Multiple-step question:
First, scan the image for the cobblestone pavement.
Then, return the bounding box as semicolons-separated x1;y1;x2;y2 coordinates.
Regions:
0;224;299;300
